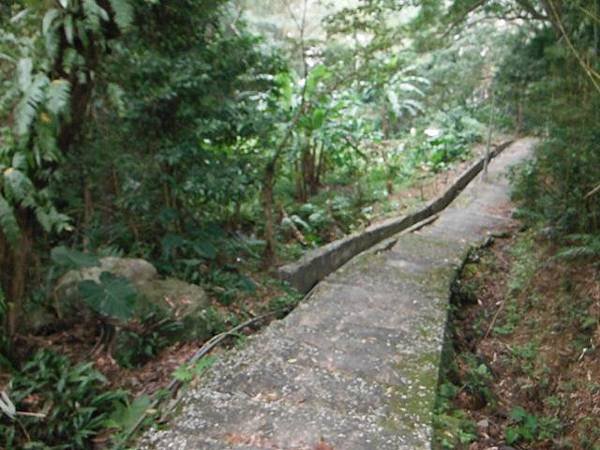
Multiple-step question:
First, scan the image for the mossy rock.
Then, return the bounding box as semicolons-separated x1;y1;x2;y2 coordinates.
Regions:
52;258;211;342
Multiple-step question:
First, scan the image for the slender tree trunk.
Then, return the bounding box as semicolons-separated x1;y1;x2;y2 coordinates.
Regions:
83;177;93;251
1;208;34;339
261;161;277;267
315;142;325;188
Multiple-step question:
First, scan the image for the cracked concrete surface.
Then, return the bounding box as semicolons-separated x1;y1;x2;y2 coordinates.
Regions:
139;138;536;450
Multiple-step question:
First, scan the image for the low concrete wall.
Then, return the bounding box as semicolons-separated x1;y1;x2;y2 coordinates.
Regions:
278;141;514;293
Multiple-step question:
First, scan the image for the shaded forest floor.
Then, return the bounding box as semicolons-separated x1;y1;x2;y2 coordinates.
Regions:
436;229;600;449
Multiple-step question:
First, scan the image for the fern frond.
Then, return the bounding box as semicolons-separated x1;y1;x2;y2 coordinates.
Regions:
46;79;71;116
35;204;72;233
11;153;27;171
42;9;61;36
0;193;20;244
401;99;424;115
15;73;49;135
108;0;134;31
0;52;16;63
397;83;425;97
44;19;60;59
64;15;75;45
16;57;32;92
556;234;600;260
82;0;110;33
3;168;35;203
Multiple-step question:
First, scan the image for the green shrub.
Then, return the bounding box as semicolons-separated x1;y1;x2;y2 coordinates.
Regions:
0;350;128;449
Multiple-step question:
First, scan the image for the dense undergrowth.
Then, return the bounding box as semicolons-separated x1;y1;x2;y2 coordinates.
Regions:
0;0;598;447
434;230;599;449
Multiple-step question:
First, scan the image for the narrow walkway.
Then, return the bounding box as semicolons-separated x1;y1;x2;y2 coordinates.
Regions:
141;138;536;450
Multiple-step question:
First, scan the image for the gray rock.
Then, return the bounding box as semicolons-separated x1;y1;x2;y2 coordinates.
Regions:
56;257;157;294
53;257;210;340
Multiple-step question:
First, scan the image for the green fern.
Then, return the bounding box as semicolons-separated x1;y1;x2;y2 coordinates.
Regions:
0;193;20;244
43;12;61;58
108;0;134;31
46;79;71;116
3;168;35;204
556;234;600;260
82;0;109;33
15;73;49;136
35;204;72;233
42;9;61;37
64;14;75;45
16;57;32;92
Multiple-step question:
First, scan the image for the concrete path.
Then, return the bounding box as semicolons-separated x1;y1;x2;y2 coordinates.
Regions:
140;138;536;450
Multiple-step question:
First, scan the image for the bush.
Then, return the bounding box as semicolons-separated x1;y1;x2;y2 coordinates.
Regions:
0;350;128;449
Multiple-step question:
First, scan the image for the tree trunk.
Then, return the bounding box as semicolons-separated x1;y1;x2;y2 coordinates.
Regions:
315;142;325;188
261;162;277;267
0;208;34;339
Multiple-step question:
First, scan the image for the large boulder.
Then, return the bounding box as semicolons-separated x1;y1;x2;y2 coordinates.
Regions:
54;257;211;340
56;257;157;293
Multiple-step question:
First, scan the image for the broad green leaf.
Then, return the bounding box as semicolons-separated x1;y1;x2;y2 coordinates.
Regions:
193;241;217;260
35;205;72;233
105;395;151;434
64;15;74;45
78;272;137;321
51;246;100;269
11;153;27;171
0;391;16;420
161;233;185;258
505;427;520;444
306;65;331;94
510;406;528;421
310;108;326;130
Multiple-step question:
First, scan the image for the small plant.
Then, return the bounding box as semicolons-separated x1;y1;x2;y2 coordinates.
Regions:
510;342;538;375
556;234;600;260
172;356;217;383
461;354;495;406
115;312;183;368
507;234;538;295
433;382;478;449
0;349;128;449
268;290;302;318
505;406;562;445
493;298;520;336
